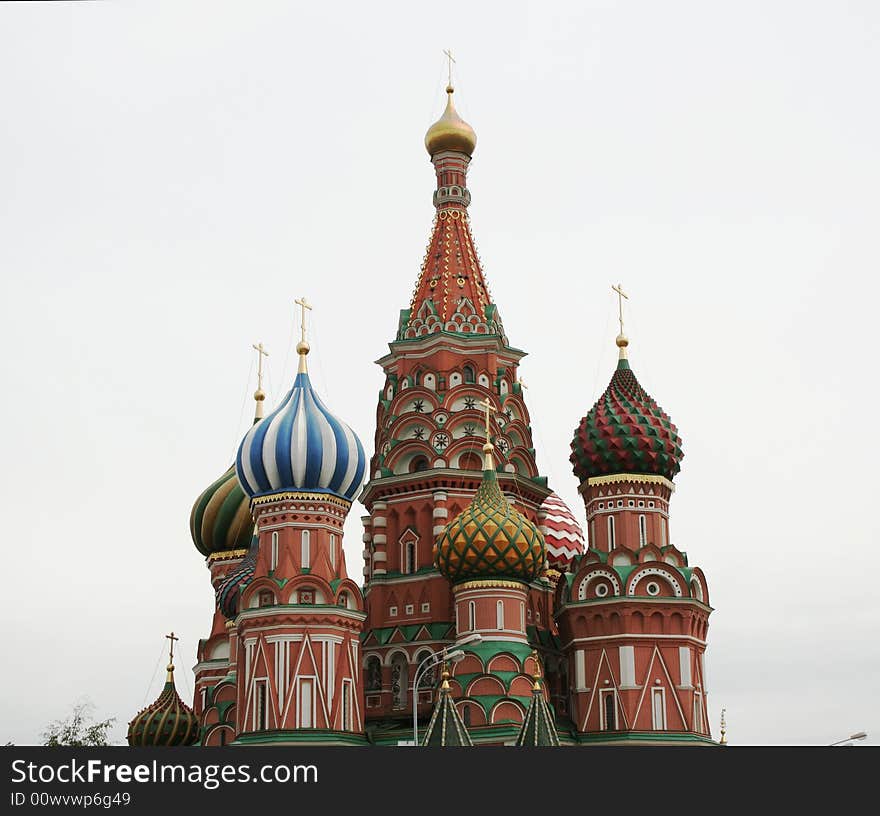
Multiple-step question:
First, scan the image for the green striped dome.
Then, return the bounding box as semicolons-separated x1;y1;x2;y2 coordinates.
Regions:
127;667;199;747
190;465;254;557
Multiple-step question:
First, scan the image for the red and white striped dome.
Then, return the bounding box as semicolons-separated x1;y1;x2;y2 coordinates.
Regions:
540;492;586;568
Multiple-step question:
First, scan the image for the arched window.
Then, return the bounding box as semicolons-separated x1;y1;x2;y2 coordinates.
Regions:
365;656;382;691
607;516;616;549
468;601;476;631
463;365;476;384
639;515;647;547
270;531;279;571
410;456;430;473
496;600;504;630
391;654;409;709
602;690;616;730
406;540;417;574
463;705;472;726
301;530;310;569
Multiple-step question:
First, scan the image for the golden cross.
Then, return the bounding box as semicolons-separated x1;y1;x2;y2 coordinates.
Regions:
478;396;494;440
252;342;269;391
443;49;456;87
294;297;312;344
612;283;629;336
166;631;179;663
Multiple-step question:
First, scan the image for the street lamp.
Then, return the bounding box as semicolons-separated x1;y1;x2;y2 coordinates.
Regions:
829;731;868;746
411;634;483;746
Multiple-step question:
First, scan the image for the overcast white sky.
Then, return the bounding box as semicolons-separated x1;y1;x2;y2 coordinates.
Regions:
1;1;878;746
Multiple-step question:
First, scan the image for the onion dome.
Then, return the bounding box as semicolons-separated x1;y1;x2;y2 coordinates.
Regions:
189;465;253;556
216;537;258;620
421;667;473;747
516;652;560;747
127;637;199;747
540;492;586;569
425;85;477;156
570;355;683;483
235;341;366;503
434;442;544;584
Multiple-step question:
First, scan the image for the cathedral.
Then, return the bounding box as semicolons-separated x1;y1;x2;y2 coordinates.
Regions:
127;77;716;747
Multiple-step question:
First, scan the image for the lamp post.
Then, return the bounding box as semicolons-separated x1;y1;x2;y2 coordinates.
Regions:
829;731;867;746
411;633;483;746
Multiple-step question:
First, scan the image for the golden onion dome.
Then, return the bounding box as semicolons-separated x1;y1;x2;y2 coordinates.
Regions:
434;447;544;583
425;86;477;156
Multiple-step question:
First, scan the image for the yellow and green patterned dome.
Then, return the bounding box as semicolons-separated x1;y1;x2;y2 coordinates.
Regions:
434;447;544;584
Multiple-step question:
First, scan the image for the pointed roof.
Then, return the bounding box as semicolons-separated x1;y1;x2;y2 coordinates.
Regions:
515;652;560;746
403;209;506;340
421;669;473;747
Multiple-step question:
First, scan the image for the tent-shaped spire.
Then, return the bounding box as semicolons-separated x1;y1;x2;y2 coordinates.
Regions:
421;666;473;747
515;651;560;747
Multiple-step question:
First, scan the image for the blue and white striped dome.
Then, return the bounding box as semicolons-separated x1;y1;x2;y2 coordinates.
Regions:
235;366;366;503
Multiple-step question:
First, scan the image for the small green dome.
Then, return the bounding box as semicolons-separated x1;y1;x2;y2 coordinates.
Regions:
189;465;254;557
127;666;199;747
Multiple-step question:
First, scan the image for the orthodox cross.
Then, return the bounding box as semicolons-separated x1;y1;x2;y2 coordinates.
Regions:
443;49;456;87
295;296;312;344
612;283;629;336
478;396;494;441
166;631;179;664
252;342;269;391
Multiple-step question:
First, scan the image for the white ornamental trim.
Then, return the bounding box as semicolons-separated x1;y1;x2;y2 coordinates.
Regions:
627;566;683;597
578;569;621;600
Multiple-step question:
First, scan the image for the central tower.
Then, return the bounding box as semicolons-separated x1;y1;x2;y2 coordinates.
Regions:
359;81;576;743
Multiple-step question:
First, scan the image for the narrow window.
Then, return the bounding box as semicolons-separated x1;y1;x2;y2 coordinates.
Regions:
468;601;476;631
639;514;647;547
301;530;310;569
463;365;476;384
589;520;595;548
602;690;616;730
463;706;472;726
693;691;703;733
219;730;226;746
342;681;351;731
406;540;416;574
330;533;337;568
520;602;525;632
661;518;667;547
652;688;666;730
256;680;268;730
270;531;279;571
496;600;504;630
299;679;313;728
607;515;616;549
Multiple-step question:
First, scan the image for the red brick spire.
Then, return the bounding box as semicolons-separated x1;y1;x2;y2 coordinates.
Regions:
402;87;505;341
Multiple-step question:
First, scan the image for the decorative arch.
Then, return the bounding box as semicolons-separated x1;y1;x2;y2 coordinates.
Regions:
626;566;683;597
577;569;622;600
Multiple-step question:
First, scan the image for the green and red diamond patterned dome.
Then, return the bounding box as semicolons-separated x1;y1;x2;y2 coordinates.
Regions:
570;358;683;482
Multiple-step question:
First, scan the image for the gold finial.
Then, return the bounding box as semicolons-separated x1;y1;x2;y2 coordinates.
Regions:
294;296;312;373
443;48;456;91
720;707;728;745
165;631;179;682
252;342;269;419
530;649;543;692
612;283;629;359
478;396;496;469
440;662;451;691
